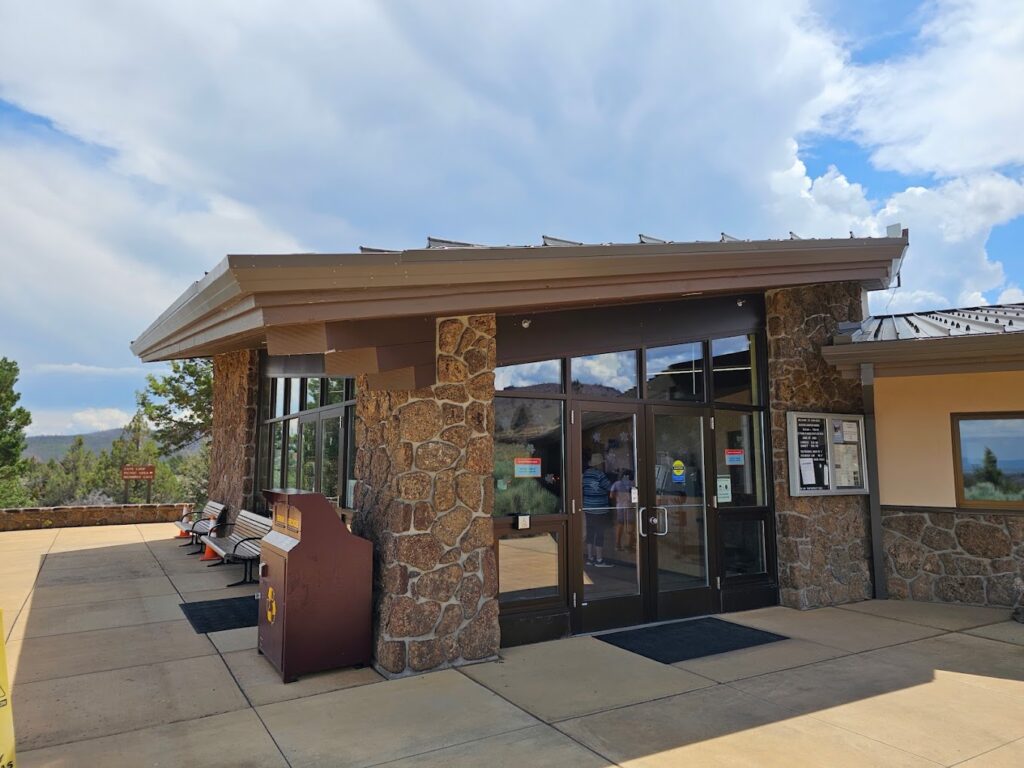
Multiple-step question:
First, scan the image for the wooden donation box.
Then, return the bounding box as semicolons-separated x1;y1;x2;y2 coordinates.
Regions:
258;490;372;683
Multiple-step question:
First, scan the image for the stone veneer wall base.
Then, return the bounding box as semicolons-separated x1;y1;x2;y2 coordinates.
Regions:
0;503;190;531
882;508;1024;608
209;349;260;516
767;283;874;609
351;314;499;677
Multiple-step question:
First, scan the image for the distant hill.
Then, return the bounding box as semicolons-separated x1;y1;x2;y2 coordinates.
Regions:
23;429;123;462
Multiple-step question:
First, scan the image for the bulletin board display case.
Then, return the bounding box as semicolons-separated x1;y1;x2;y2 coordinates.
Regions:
786;411;868;497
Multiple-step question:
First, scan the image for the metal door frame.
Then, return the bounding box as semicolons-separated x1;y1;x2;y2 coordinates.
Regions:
643;403;721;620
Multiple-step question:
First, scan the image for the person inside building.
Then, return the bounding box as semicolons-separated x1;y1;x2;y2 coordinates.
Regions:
582;449;613;567
611;470;635;551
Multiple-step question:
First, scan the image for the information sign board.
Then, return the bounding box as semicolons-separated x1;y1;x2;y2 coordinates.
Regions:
121;464;156;481
786;412;868;496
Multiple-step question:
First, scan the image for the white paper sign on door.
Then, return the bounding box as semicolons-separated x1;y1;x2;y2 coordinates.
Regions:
716;475;733;504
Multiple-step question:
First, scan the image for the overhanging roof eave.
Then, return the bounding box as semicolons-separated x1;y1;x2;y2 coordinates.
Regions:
131;234;907;362
823;332;1024;377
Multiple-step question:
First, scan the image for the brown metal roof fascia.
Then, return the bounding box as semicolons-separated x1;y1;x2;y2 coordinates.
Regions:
226;238;905;295
252;258;896;314
258;264;889;327
823;333;1024;378
139;308;267;362
132;235;906;361
130;257;247;360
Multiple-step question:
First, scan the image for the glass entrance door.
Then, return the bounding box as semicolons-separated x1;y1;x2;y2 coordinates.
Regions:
647;407;718;618
572;402;720;632
574;404;646;631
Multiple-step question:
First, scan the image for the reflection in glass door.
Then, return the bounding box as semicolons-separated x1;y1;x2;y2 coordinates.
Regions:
576;407;643;629
648;408;716;616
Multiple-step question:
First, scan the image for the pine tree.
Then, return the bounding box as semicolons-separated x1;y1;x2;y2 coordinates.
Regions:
979;446;1005;488
0;357;33;507
0;357;31;468
138;359;213;455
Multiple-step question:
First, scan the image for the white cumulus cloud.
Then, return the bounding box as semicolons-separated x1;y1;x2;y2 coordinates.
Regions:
27;407;133;436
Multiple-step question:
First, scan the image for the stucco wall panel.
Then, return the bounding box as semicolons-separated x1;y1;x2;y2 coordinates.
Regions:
875;371;1024;508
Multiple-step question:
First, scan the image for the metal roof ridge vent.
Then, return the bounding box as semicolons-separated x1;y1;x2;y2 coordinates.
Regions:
359;246;399;253
426;237;481;249
639;234;667;244
541;235;583;246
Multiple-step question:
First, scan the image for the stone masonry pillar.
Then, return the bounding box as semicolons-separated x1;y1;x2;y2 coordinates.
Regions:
351;314;498;676
766;283;872;609
209;350;260;515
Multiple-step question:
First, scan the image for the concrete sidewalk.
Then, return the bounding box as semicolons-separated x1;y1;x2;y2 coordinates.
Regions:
2;523;1023;767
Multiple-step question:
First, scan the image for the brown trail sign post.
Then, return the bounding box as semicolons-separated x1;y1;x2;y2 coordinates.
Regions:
121;464;156;503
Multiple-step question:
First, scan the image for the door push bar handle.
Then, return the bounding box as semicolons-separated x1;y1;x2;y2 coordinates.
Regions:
654;506;669;536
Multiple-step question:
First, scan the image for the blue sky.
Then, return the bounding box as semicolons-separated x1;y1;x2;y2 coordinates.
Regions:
0;0;1022;435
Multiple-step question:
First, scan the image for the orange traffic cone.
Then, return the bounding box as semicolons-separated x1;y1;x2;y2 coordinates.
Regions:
176;528;191;539
200;545;220;561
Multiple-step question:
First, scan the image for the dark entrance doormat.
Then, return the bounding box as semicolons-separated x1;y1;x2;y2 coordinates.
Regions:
180;596;258;634
596;617;786;664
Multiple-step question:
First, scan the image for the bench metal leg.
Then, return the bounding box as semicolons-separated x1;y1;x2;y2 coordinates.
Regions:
226;560;254;588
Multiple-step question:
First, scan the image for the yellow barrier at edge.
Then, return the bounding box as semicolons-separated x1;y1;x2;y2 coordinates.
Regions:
0;610;15;768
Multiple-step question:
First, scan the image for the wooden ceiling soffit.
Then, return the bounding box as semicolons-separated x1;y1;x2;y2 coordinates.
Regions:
265;323;328;356
266;316;436;356
323;340;435;375
365;363;437;391
325;316;436;348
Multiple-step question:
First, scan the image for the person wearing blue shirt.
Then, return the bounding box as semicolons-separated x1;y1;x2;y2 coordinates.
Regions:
582;449;613;567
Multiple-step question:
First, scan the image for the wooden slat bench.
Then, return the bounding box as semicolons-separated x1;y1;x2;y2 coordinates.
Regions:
200;510;272;586
175;501;227;550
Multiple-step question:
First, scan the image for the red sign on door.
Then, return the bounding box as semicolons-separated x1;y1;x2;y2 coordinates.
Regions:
513;458;542;478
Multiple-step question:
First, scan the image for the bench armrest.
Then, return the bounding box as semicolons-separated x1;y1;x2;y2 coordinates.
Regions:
231;535;265;556
208;520;235;537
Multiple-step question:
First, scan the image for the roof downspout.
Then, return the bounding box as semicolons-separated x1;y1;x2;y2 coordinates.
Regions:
861;362;888;599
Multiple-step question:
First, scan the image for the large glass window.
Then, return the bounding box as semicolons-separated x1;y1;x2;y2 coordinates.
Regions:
954;414;1024;508
712;335;759;405
646;342;704;402
320;415;342;503
285;418;299;488
721;517;767;576
714;410;765;508
497;531;561;604
495;359;562;394
273;379;286;418
493;397;564;517
270;421;284;487
299;420;317;491
260;371;357;510
326;378;347;405
305;378;321;410
345;409;358;507
571;351;638;398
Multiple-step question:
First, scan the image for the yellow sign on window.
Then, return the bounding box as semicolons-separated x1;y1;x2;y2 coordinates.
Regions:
0;610;15;768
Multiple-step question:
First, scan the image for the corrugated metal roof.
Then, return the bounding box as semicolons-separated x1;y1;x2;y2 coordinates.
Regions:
844;303;1024;344
362;229;903;253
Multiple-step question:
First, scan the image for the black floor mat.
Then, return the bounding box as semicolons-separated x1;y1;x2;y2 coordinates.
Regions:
597;617;786;664
180;596;258;634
